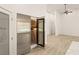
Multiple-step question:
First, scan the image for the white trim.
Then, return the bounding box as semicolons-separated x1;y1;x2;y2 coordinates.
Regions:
0;7;17;55
0;6;12;13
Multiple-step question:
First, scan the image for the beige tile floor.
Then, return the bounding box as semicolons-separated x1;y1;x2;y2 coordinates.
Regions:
28;35;79;55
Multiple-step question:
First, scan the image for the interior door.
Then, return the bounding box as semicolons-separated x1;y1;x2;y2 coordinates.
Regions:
0;8;10;55
37;18;45;47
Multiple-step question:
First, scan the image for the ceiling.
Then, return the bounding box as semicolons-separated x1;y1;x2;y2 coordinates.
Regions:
47;4;79;12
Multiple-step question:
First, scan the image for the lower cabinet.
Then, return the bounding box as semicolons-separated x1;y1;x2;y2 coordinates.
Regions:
17;32;31;55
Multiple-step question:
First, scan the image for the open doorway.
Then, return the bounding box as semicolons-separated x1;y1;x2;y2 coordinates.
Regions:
31;17;37;48
31;17;45;48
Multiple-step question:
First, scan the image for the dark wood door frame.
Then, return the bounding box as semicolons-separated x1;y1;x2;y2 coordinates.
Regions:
37;18;45;47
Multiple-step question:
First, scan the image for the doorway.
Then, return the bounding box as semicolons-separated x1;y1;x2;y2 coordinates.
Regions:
31;17;45;47
31;17;37;48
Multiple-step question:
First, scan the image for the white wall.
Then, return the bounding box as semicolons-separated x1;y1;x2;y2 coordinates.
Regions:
60;10;79;36
45;11;63;44
50;10;79;37
54;11;62;36
15;4;46;17
45;12;55;36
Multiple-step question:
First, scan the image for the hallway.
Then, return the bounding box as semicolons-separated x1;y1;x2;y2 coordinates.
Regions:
28;35;79;55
